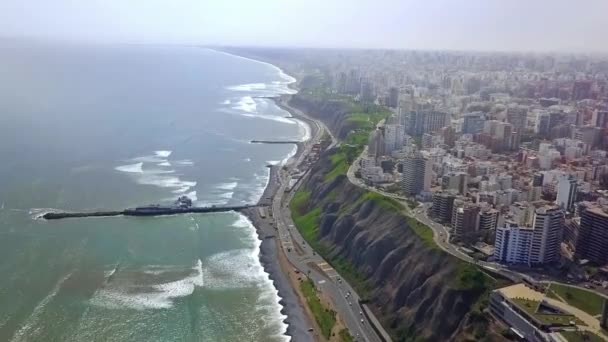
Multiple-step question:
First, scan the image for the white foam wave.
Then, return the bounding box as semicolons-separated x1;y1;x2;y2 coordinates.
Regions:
116;151;197;197
221;99;231;105
241;113;297;125
227;213;290;340
243;158;251;162
115;162;143;173
233;96;257;113
227;83;267;92
297;119;312;142
281;145;298;166
176;160;194;166
216;182;238;191
90;260;203;311
155;150;172;158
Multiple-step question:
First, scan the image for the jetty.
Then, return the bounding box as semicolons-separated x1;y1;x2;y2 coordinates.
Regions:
250;140;300;144
41;205;255;220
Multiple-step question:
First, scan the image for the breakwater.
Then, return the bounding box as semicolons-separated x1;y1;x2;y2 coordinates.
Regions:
41;205;256;220
250;140;300;144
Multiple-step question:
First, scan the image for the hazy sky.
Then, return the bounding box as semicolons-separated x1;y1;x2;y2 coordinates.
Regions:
1;0;607;52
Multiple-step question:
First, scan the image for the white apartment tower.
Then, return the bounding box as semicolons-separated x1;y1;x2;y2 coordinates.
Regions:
556;174;577;212
494;204;564;265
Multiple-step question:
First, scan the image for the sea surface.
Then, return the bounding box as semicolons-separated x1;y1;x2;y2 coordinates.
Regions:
0;42;307;341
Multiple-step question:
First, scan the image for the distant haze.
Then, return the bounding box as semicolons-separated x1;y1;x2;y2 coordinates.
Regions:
1;0;607;53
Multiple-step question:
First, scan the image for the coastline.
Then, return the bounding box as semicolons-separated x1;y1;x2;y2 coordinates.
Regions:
244;96;321;342
217;47;331;341
233;54;320;340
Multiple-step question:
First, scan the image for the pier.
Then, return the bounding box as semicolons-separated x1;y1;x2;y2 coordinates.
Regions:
41;205;256;220
250;140;300;144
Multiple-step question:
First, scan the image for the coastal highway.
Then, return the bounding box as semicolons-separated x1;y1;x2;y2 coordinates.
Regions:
275;100;383;342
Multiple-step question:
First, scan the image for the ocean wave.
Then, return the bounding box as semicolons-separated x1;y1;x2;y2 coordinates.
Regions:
241;113;296;125
154;150;172;158
227;83;267;92
228;213;290;340
115;151;197;199
281;145;298;165
233;96;257;113
216;182;238;191
89;260;203;311
114;162;143;173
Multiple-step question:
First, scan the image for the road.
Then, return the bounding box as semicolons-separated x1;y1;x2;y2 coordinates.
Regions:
275;100;384;342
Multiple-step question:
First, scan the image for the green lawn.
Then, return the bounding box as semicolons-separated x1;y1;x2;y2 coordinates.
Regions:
300;279;336;339
512;298;580;326
339;328;354;342
547;283;605;316
512;298;540;315
560;331;605;342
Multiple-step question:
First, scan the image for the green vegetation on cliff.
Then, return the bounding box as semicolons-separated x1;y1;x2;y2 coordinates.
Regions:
300;279;336;339
290;85;496;341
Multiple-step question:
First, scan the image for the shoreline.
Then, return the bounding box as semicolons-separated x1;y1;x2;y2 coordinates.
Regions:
245;96;320;342
220;47;326;341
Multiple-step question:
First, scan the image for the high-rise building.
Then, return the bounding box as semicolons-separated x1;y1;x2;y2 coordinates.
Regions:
405;110;448;136
384;124;405;154
462;112;486;134
478;206;499;231
572;126;600;148
494;204;563;265
388;87;399;108
452;200;480;243
494;223;535;264
575;202;608;265
401;152;431;196
506;105;528;134
442;172;468;195
592;110;608;129
431;191;457;223
529;205;564;264
368;129;385;158
556;174;578;212
532;173;544;187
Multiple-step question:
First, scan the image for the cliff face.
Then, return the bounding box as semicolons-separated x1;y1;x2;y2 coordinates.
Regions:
289;94;358;140
297;154;492;341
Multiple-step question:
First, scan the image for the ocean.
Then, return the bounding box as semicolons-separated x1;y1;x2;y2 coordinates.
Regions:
0;42;307;341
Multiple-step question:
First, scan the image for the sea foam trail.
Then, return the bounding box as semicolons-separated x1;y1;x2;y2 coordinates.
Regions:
115;151;197;201
154;150;172;158
11;272;74;342
114;162;143;173
90;260;204;311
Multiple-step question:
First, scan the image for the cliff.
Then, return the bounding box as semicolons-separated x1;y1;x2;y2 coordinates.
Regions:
289;93;368;140
289;95;509;341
